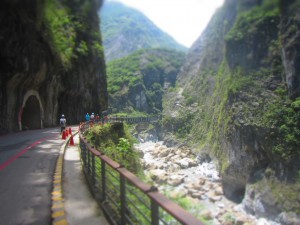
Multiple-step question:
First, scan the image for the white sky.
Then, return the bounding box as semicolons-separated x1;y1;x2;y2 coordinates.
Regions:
107;0;225;47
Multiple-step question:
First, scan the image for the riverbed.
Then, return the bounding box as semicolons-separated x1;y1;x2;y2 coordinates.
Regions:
134;141;280;225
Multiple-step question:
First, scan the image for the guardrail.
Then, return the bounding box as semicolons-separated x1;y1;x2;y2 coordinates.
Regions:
108;116;159;124
80;116;159;130
79;121;205;225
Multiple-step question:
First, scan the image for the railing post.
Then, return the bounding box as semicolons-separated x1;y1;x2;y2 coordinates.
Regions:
80;139;84;162
151;200;159;225
92;154;95;185
87;149;91;175
101;159;106;201
120;175;126;225
81;140;87;167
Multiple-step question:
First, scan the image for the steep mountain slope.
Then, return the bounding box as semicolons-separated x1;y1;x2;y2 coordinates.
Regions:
163;0;300;223
0;0;107;132
100;1;187;61
107;48;186;114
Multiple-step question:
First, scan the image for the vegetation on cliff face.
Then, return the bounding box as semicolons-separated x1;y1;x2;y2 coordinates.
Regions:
225;0;280;42
45;0;104;69
45;0;77;68
44;0;108;122
162;0;300;220
100;1;187;61
191;0;300;166
0;0;107;131
107;48;185;114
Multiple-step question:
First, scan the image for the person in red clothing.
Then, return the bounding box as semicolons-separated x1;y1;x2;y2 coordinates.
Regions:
95;114;100;122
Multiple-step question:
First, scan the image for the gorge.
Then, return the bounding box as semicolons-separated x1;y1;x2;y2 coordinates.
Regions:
102;0;300;224
0;0;299;224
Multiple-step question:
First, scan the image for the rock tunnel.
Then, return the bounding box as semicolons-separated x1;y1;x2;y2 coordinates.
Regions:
19;90;44;130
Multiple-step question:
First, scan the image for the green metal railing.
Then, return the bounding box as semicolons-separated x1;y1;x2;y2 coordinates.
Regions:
79;120;205;225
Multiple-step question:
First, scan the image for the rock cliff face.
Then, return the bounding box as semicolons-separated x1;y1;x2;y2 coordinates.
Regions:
107;49;185;114
163;0;300;223
280;0;300;99
0;0;107;132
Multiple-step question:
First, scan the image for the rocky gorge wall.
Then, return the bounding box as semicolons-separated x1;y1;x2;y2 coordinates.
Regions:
162;0;300;223
107;49;185;114
0;0;107;132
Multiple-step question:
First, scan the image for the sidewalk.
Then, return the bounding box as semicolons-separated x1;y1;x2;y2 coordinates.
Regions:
63;134;109;225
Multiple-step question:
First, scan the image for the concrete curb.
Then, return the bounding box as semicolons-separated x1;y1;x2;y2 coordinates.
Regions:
51;130;79;225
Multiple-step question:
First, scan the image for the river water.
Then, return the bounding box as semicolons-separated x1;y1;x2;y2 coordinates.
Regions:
134;140;280;225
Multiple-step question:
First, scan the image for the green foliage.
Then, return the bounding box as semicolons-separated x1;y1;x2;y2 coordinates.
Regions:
264;94;300;158
226;0;280;42
128;76;142;88
291;97;300;109
45;0;76;67
254;177;300;214
161;108;195;139
85;123;142;173
188;61;231;150
182;90;195;105
116;138;131;154
45;0;104;67
107;48;185;113
168;85;179;93
163;191;210;223
176;111;195;139
227;67;254;95
111;111;149;118
106;52;141;94
76;41;88;56
116;138;136;168
107;49;182;93
185;96;196;106
146;82;163;109
92;41;104;58
183;19;298;169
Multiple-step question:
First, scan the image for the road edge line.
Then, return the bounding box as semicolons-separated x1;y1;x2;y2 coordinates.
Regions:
51;130;79;225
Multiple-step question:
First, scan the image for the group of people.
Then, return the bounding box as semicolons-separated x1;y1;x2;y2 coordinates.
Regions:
59;111;107;134
85;112;100;122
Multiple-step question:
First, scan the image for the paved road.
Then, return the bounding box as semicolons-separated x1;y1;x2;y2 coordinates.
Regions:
0;128;64;225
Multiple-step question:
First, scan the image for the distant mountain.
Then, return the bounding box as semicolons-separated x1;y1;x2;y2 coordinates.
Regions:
107;48;186;113
100;1;187;61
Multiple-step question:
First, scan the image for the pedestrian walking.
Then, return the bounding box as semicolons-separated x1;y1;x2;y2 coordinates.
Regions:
91;112;95;121
59;114;66;133
85;113;90;121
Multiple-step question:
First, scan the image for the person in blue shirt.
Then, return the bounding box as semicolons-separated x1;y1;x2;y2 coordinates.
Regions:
85;113;90;121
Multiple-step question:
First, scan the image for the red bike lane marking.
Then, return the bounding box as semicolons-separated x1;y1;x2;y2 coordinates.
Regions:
0;135;57;171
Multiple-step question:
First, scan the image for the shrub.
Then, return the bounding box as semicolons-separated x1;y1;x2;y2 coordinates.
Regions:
85;123;142;173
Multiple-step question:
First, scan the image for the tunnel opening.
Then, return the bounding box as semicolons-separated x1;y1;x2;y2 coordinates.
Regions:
22;95;41;130
222;177;247;204
231;187;246;203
